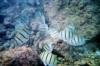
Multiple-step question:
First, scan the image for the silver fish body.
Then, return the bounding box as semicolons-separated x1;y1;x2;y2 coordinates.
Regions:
40;43;67;66
59;25;86;46
2;22;31;49
14;28;30;46
40;51;58;66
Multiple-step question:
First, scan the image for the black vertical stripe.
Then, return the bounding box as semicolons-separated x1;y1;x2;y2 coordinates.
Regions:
73;35;76;45
46;44;49;49
22;29;29;35
77;36;80;44
14;38;19;45
68;30;70;40
44;52;47;63
42;47;45;51
53;55;58;64
44;45;48;51
21;22;29;30
53;55;56;64
45;53;49;63
76;36;79;45
63;30;65;40
18;32;28;39
15;35;23;43
41;52;45;59
65;29;67;40
70;30;74;45
49;54;52;64
68;29;70;39
41;52;44;59
71;39;73;45
70;30;73;39
61;31;63;39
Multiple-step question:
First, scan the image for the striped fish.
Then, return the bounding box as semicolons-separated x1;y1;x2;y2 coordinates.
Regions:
40;51;58;66
40;51;66;66
2;22;31;49
41;43;53;53
40;51;67;66
58;25;86;46
39;43;67;66
13;28;30;46
9;21;30;47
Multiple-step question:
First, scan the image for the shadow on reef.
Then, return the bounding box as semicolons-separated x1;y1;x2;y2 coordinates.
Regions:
87;33;100;49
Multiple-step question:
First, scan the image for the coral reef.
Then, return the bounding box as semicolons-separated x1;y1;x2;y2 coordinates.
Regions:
0;0;100;66
0;46;44;66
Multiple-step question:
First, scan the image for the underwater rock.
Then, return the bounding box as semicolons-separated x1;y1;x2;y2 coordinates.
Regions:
0;46;44;66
